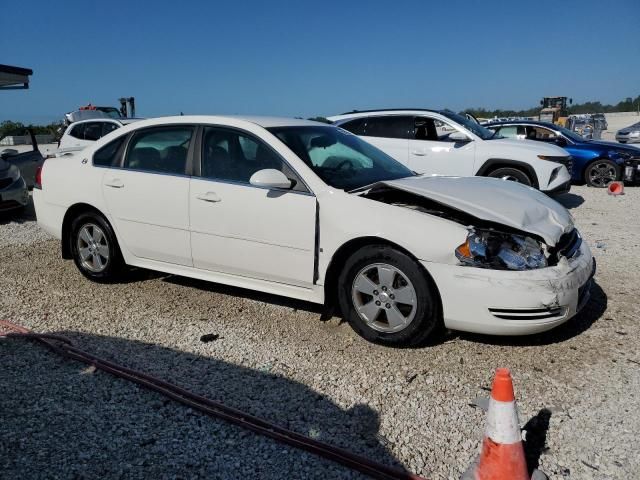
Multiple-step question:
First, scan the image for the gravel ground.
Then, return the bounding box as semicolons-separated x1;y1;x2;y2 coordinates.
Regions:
1;186;639;480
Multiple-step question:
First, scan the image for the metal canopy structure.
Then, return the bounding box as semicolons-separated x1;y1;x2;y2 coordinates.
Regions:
0;64;33;90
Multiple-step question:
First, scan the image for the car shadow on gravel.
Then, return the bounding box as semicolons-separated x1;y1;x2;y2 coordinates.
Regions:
451;281;607;347
0;332;407;479
554;193;584;209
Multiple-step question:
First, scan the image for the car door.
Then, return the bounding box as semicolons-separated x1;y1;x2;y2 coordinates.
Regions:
408;115;476;176
189;126;316;287
340;116;411;165
101;125;194;266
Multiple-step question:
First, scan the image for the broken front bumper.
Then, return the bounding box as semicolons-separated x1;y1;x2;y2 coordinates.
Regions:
423;240;595;335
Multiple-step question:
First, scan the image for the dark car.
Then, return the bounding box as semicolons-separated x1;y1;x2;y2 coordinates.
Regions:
0;156;29;213
0;128;45;188
485;120;640;187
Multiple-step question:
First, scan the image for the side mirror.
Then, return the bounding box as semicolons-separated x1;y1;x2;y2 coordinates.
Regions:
249;169;292;190
449;131;470;142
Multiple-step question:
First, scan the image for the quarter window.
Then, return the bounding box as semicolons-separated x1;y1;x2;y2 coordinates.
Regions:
102;122;120;136
124;127;193;175
93;136;126;167
69;123;86;139
339;118;366;135
201;127;304;190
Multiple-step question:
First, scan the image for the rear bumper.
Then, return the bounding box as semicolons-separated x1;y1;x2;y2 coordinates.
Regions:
423;240;595;336
0;177;29;211
33;189;65;239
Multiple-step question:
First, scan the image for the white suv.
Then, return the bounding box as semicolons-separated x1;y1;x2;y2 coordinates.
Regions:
59;118;140;152
328;109;572;194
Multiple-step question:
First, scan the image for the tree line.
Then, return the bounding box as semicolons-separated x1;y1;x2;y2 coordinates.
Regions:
462;95;640;119
0;120;63;139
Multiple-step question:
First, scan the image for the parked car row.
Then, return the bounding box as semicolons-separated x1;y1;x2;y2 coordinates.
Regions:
34;116;595;347
328;109;572;194
483;120;640;186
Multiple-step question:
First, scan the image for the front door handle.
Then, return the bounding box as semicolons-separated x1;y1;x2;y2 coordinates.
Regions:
411;150;427;156
196;192;221;203
104;179;125;188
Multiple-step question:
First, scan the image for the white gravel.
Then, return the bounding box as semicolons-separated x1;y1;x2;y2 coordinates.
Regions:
1;186;639;479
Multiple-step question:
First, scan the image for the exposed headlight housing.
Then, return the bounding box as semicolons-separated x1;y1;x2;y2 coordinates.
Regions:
7;164;21;182
455;229;547;270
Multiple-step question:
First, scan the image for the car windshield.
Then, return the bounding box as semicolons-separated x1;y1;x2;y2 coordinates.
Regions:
268;125;414;191
440;111;496;140
555;125;588;142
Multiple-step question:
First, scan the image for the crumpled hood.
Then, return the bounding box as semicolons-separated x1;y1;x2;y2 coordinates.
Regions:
379;176;573;246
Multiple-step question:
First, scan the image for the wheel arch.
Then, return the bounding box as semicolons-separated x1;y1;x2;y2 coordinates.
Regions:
476;159;539;188
323;236;442;314
61;203;111;259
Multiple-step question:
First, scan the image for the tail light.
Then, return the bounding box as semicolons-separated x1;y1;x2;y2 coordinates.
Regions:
35;165;43;190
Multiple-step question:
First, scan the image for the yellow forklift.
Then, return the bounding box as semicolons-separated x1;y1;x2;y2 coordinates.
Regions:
539;96;572;127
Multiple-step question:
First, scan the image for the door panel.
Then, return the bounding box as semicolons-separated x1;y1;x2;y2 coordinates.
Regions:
102;170;192;265
409;116;476;176
190;125;316;287
101;125;194;266
190;179;316;286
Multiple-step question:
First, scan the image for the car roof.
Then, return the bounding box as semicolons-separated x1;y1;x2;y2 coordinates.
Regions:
328;109;444;122
107;115;328;132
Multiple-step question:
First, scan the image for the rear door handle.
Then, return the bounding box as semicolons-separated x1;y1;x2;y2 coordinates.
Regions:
196;192;221;203
411;150;427;156
104;179;125;188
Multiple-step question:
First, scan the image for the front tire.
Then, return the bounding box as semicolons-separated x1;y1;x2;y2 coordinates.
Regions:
585;159;619;188
487;167;532;186
337;245;441;346
70;212;125;282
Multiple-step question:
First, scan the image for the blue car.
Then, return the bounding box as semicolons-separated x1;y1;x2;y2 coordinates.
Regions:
484;120;640;188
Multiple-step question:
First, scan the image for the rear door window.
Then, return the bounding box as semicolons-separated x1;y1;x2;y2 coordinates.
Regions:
124;127;194;175
363;116;412;139
93;136;126;167
339;118;366;135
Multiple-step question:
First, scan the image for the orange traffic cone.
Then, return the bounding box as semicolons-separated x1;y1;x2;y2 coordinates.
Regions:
474;368;529;480
607;181;624;195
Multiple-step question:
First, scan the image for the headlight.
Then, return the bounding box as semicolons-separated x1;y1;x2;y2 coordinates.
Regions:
455;229;547;270
7;164;21;182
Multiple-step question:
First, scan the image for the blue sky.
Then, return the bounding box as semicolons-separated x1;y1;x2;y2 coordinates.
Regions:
1;0;639;124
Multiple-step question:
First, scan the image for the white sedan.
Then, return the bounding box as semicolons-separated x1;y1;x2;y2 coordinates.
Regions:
34;116;595;346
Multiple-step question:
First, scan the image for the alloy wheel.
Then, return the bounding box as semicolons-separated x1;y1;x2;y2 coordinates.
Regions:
77;223;110;273
588;162;617;187
351;263;417;333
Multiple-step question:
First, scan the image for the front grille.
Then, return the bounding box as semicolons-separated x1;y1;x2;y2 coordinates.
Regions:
0;177;13;189
557;156;573;175
489;307;565;320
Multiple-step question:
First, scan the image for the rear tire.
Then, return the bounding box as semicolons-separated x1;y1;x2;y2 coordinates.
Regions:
70;212;125;283
337;245;441;347
584;159;619;188
487;167;532;186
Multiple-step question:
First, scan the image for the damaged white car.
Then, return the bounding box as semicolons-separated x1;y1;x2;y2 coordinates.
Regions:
34;116;595;346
